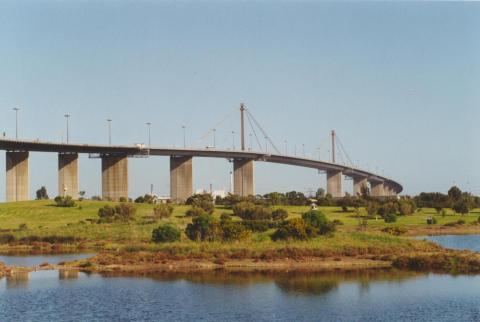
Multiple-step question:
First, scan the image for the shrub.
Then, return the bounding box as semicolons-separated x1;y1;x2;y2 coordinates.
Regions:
152;224;181;243
383;213;397;223
36;186;49;200
341;206;348;213
185;214;223;242
185;207;208;217
153;204;174;219
114;203;137;221
233;202;272;220
97;204;136;223
186;194;215;213
271;208;289;221
302;210;335;235
332;219;344;226
18;223;28;231
399;200;414;216
242;220;272;232
271;218;312;241
221;221;251;242
119;197;128;203
426;217;438;225
382;226;407;236
0;234;16;244
98;205;116;222
54;196;76;207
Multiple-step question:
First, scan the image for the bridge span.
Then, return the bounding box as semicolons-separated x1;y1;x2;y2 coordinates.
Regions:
0;138;402;202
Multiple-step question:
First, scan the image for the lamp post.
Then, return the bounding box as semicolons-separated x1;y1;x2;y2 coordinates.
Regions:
182;125;186;148
302;143;305;157
213;128;216;148
146;122;152;146
249;133;252;151
284;140;288;155
13;107;19;139
107;119;112;145
231;131;235;150
64;114;70;143
264;136;268;153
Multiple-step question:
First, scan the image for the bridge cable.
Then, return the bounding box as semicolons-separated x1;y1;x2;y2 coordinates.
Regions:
195;106;238;147
245;111;264;152
245;109;281;154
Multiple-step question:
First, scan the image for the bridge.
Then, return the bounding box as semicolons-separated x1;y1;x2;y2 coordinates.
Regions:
0;106;403;202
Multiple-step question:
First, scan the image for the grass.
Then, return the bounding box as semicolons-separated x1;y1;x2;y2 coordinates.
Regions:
0;200;479;245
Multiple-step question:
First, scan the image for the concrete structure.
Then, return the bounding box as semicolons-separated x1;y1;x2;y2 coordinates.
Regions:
233;159;254;196
170;156;193;203
58;153;78;198
353;176;368;196
370;181;385;197
326;170;343;198
6;151;29;202
101;155;128;201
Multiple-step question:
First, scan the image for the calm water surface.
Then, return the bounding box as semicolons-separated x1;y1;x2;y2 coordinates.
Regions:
419;234;480;252
0;235;479;322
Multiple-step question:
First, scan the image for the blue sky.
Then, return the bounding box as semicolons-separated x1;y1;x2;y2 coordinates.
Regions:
0;1;479;200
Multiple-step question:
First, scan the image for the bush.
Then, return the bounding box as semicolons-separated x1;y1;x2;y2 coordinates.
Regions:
97;204;136;223
98;205;116;222
36;186;49;200
221;221;251;242
152;224;181;243
302;210;335;235
0;234;16;244
382;226;407;236
271;218;313;241
119;197;128;203
242;220;272;232
185;207;208;217
271;208;289;221
186;194;215;213
153;204;174;219
383;213;397;223
54;196;76;207
233;202;272;220
114;203;137;221
426;217;438;225
185;214;223;242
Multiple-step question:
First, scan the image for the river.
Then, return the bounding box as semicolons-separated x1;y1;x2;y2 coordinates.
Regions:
1;235;479;322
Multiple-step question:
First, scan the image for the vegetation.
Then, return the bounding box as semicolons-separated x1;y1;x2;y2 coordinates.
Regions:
36;186;49;200
186;194;215;213
153;204;174;219
152;224;181;243
54;195;76;207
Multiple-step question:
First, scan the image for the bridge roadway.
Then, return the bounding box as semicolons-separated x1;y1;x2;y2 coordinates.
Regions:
0;138;403;202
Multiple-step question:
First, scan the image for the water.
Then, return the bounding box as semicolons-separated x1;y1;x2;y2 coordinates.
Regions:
419;234;480;252
0;253;94;266
1;235;480;322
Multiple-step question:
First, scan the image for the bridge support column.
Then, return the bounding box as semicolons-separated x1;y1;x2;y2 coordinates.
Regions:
170;156;193;203
102;155;128;201
327;170;343;198
58;153;78;198
6;151;29;202
370;181;385;197
233;159;254;196
353;177;368;196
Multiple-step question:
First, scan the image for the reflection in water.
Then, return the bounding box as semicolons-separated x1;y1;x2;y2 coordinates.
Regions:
6;271;29;289
59;269;79;280
99;268;424;296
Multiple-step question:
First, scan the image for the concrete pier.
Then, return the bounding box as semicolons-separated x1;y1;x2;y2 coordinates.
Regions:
6;151;29;202
353;176;368;196
370;181;385;197
170;156;193;203
233;159;254;196
58;153;78;198
102;155;128;201
327;170;343;198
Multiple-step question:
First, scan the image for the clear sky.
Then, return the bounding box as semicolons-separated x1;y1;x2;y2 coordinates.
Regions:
0;1;479;200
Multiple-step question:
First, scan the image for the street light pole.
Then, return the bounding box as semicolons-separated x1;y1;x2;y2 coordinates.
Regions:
64;114;70;143
146;122;152;146
182;125;186;148
107;119;112;145
13;107;19;139
284;140;288;155
264;136;268;153
213;128;216;148
231;131;235;150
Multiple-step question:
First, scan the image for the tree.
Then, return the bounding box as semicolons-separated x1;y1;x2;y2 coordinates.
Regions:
453;197;470;216
302;210;335;235
271;218;312;241
448;186;462;204
366;201;379;218
185;214;223;242
36;186;49;200
315;188;326;199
